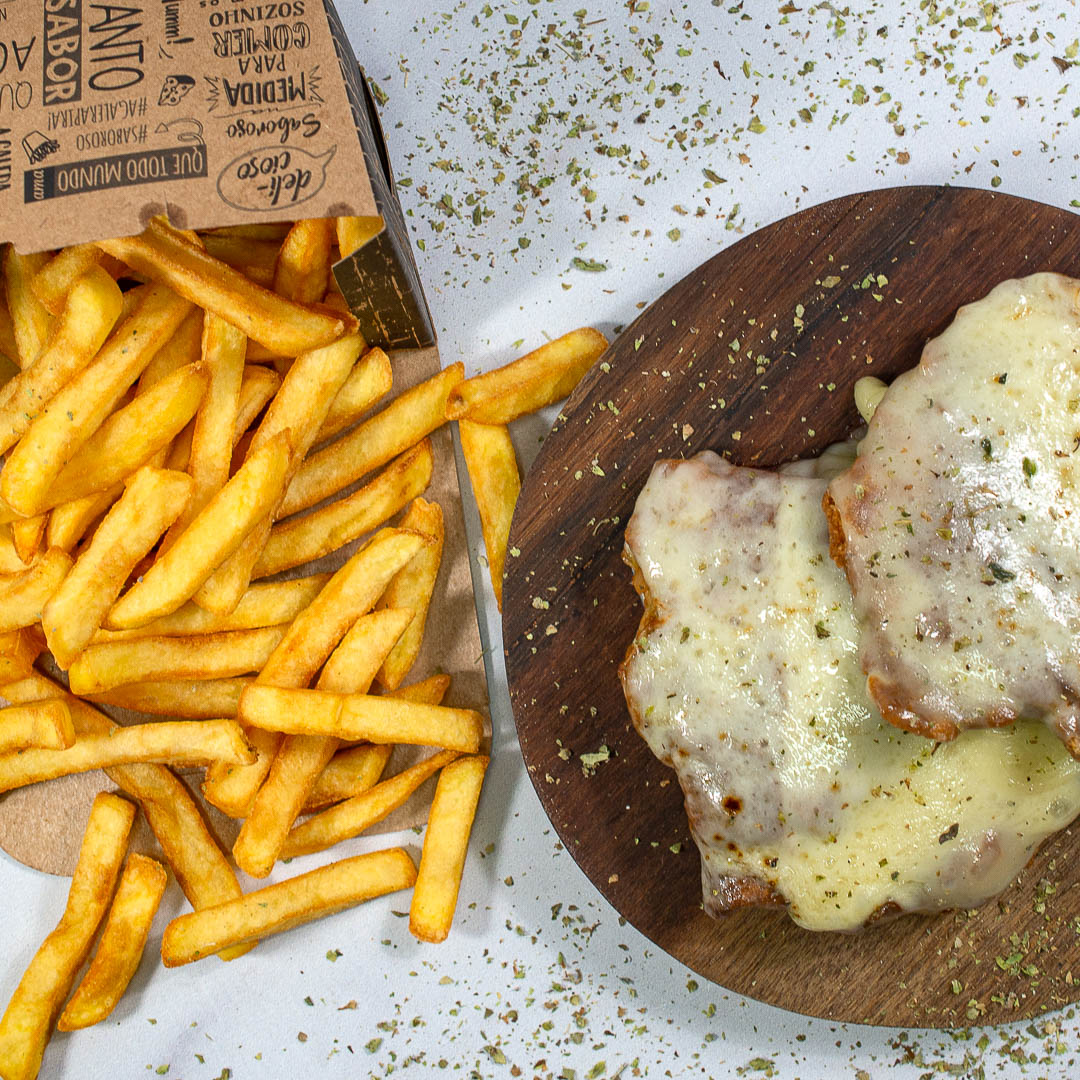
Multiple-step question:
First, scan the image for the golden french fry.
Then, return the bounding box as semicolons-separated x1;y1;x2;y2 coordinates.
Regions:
280;363;464;517
0;548;72;633
57;853;168;1031
86;677;250;719
274;219;335;304
201;234;281;276
0;284;192;516
235;364;282;437
239;685;484;752
42;467;194;669
193;331;364;613
446;327;608;423
0;525;26;573
0;719;255;794
161;847;416;967
0;701;75;754
387;673;452;706
107;431;291;628
0;792;134;1080
283;749;460;858
92;573;330;644
1;248;52;369
0;287;18;364
314;345;392;444
336;216;384;258
45;485;121;552
410;755;489;943
232;607;413;878
2;674;250;960
29;244;103;315
304;744;394;812
458;419;520;611
377;497;444;690
201;528;425;817
137;307;204;391
0;626;46;683
165;315;246;541
0;266;124;456
97;221;354;355
254;439;433;579
37;364;206;514
67;625;287;695
10;513;46;565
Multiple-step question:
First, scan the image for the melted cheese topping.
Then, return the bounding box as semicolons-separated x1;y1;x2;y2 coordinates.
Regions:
827;273;1080;751
621;451;1080;931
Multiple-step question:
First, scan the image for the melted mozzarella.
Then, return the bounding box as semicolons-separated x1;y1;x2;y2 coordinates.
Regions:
621;451;1080;931
827;273;1080;752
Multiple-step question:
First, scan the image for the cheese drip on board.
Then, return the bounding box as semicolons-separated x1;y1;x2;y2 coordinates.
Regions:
827;273;1080;753
620;450;1080;932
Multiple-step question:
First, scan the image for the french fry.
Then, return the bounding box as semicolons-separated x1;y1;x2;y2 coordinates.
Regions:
279;363;464;517
336;215;384;258
377;497;444;690
201;527;426;817
29;244;103;315
97;220;354;355
137;307;204;391
313;346;392;444
45;485;122;552
409;755;489;943
458;419;520;611
86;677;250;719
0;284;192;516
2;674;250;960
232;607;413;878
0;525;26;573
0;626;46;683
37;362;207;512
238;685;484;752
201;233;281;277
0;548;73;633
91;574;330;644
1;248;52;369
386;672;452;706
0;288;18;363
57;854;168;1031
273;218;335;304
161;847;417;967
167;315;245;542
10;514;46;565
0;719;254;794
304;744;393;812
0;792;134;1080
67;625;287;695
106;431;291;628
0;701;75;754
193;330;364;613
0;266;124;455
235;364;282;436
41;467;194;669
254;439;433;579
445;327;608;423
283;749;460;858
206;223;292;242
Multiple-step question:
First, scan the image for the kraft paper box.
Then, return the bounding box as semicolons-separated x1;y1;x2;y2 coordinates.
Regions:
0;0;487;874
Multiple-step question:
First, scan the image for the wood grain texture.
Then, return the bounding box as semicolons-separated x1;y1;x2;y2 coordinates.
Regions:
503;187;1080;1028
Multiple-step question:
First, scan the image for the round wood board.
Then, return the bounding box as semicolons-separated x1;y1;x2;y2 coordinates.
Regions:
503;186;1080;1028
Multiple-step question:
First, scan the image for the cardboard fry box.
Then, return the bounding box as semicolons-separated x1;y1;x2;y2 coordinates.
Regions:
1;0;434;349
0;1;487;875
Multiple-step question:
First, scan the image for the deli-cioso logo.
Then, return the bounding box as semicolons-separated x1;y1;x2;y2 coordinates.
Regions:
43;1;147;106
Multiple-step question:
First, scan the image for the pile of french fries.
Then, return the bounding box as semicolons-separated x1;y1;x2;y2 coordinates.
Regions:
0;215;606;1076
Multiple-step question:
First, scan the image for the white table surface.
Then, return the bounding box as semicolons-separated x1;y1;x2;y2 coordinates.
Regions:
4;2;1080;1076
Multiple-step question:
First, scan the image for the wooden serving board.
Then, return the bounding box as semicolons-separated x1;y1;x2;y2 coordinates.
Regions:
503;186;1080;1028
